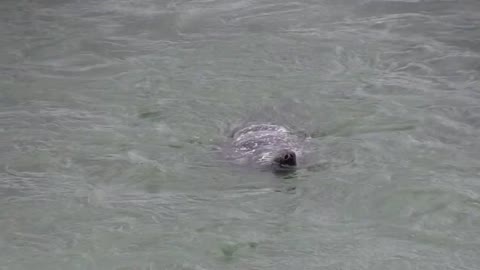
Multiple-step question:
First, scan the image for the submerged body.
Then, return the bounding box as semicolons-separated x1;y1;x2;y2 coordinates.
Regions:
226;123;305;171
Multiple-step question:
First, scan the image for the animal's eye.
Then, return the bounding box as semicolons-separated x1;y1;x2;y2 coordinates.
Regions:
284;154;290;160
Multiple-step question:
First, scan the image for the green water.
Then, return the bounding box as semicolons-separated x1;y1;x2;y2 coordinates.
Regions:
1;0;480;269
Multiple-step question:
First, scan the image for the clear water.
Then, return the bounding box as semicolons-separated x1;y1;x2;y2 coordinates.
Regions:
1;0;480;269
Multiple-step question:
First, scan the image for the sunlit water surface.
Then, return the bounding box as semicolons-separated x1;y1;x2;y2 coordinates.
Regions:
1;0;480;269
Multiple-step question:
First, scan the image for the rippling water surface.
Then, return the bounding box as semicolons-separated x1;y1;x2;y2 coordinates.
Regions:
1;0;480;269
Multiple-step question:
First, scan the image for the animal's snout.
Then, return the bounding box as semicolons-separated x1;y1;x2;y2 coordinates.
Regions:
274;149;297;168
283;152;295;163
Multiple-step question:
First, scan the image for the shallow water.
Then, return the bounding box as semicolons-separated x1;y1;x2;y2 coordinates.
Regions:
1;0;480;269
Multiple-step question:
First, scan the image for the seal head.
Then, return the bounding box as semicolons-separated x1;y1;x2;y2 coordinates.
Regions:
225;123;304;172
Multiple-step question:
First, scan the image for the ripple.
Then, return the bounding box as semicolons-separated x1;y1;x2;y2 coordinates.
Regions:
25;53;129;79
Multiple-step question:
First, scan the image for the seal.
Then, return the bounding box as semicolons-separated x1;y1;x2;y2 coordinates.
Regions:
225;123;305;171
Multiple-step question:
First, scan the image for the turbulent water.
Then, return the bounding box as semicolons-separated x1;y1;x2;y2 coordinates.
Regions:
1;0;480;269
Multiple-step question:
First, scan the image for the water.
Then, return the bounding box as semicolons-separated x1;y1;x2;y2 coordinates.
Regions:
1;0;480;269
